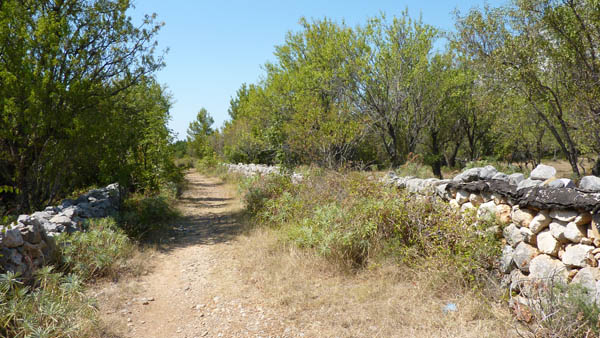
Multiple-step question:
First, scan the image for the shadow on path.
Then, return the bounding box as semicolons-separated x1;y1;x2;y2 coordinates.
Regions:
155;172;248;253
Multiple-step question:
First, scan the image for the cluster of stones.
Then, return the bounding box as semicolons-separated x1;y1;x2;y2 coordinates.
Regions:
387;164;600;303
223;163;304;184
0;183;120;279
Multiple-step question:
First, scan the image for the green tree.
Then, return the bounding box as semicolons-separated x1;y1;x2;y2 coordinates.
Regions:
0;0;165;211
187;108;215;158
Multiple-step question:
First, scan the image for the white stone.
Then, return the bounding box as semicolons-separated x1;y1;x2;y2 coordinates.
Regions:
495;204;512;224
562;244;595;268
449;199;460;210
469;193;484;206
529;254;568;283
517;178;543;190
512;206;536;227
460;202;476;213
549;209;578;223
508;173;525;185
513;242;539;273
529;210;551;234
549;221;569;243
477;201;497;221
572;267;600;294
564;222;587;243
537;230;560;256
500;245;515;273
0;227;24;248
579;176;600;192
530;164;557;181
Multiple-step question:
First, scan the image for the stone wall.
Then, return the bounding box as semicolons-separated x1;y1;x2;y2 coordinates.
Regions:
223;163;304;183
0;183;120;279
386;164;600;304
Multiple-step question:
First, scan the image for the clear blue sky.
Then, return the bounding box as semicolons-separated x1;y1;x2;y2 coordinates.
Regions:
128;1;505;140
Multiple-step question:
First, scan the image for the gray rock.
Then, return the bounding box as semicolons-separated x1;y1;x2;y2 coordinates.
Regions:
580;176;600;192
479;165;498;180
530;164;557;181
529;254;568;283
453;168;482;183
49;215;72;225
512;206;536;227
19;224;41;244
562;244;595;268
504;223;525;247
492;172;509;182
477;201;497;221
520;227;537;246
548;178;576;188
572;267;600;294
508;173;525;185
513;242;539;273
456;190;469;205
550;209;578;222
0;227;24;248
500;245;516;273
517;178;543;190
406;179;425;193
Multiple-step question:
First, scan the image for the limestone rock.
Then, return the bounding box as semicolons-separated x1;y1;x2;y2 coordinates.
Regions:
564;222;587;243
504;223;525;247
460;202;476;213
512;206;536;227
479;165;498;180
513;242;539;273
579;176;600;192
492;172;509;182
500;245;515;273
469;193;484;206
449;199;460;210
529;254;568;283
529;210;551;234
520;227;536;246
547;178;575;188
572;267;600;294
496;204;512;224
550;209;578;223
49;215;72;225
549;221;569;243
453;168;482;183
537;230;560;256
0;227;24;248
562;244;595;268
477;201;497;221
456;190;469;205
517;178;543;190
591;213;600;241
508;173;525;185
530;164;557;181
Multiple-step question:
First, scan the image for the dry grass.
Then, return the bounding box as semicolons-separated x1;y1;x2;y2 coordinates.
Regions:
210;226;520;338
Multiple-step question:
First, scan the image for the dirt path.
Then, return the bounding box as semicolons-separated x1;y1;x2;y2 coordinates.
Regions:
95;171;517;338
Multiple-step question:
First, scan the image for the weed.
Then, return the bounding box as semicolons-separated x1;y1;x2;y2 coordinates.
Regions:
56;218;134;282
119;193;180;239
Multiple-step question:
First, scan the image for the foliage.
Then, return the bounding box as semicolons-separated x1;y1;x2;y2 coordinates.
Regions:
56;218;134;281
240;171;501;282
187;108;215;159
0;0;176;213
0;268;98;338
119;192;180;239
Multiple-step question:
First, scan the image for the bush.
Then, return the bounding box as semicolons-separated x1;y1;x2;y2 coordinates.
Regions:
56;218;134;281
242;170;501;279
0;268;98;338
119;193;179;239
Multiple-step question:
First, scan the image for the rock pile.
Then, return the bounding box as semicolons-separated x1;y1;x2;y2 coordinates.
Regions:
223;163;304;184
0;183;120;279
386;164;600;303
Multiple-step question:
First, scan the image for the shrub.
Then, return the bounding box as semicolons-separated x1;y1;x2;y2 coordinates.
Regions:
0;268;98;338
119;193;179;239
242;170;501;280
240;174;295;216
56;218;134;281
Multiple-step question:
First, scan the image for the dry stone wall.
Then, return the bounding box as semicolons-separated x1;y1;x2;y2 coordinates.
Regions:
0;184;120;279
386;164;600;304
223;163;304;183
